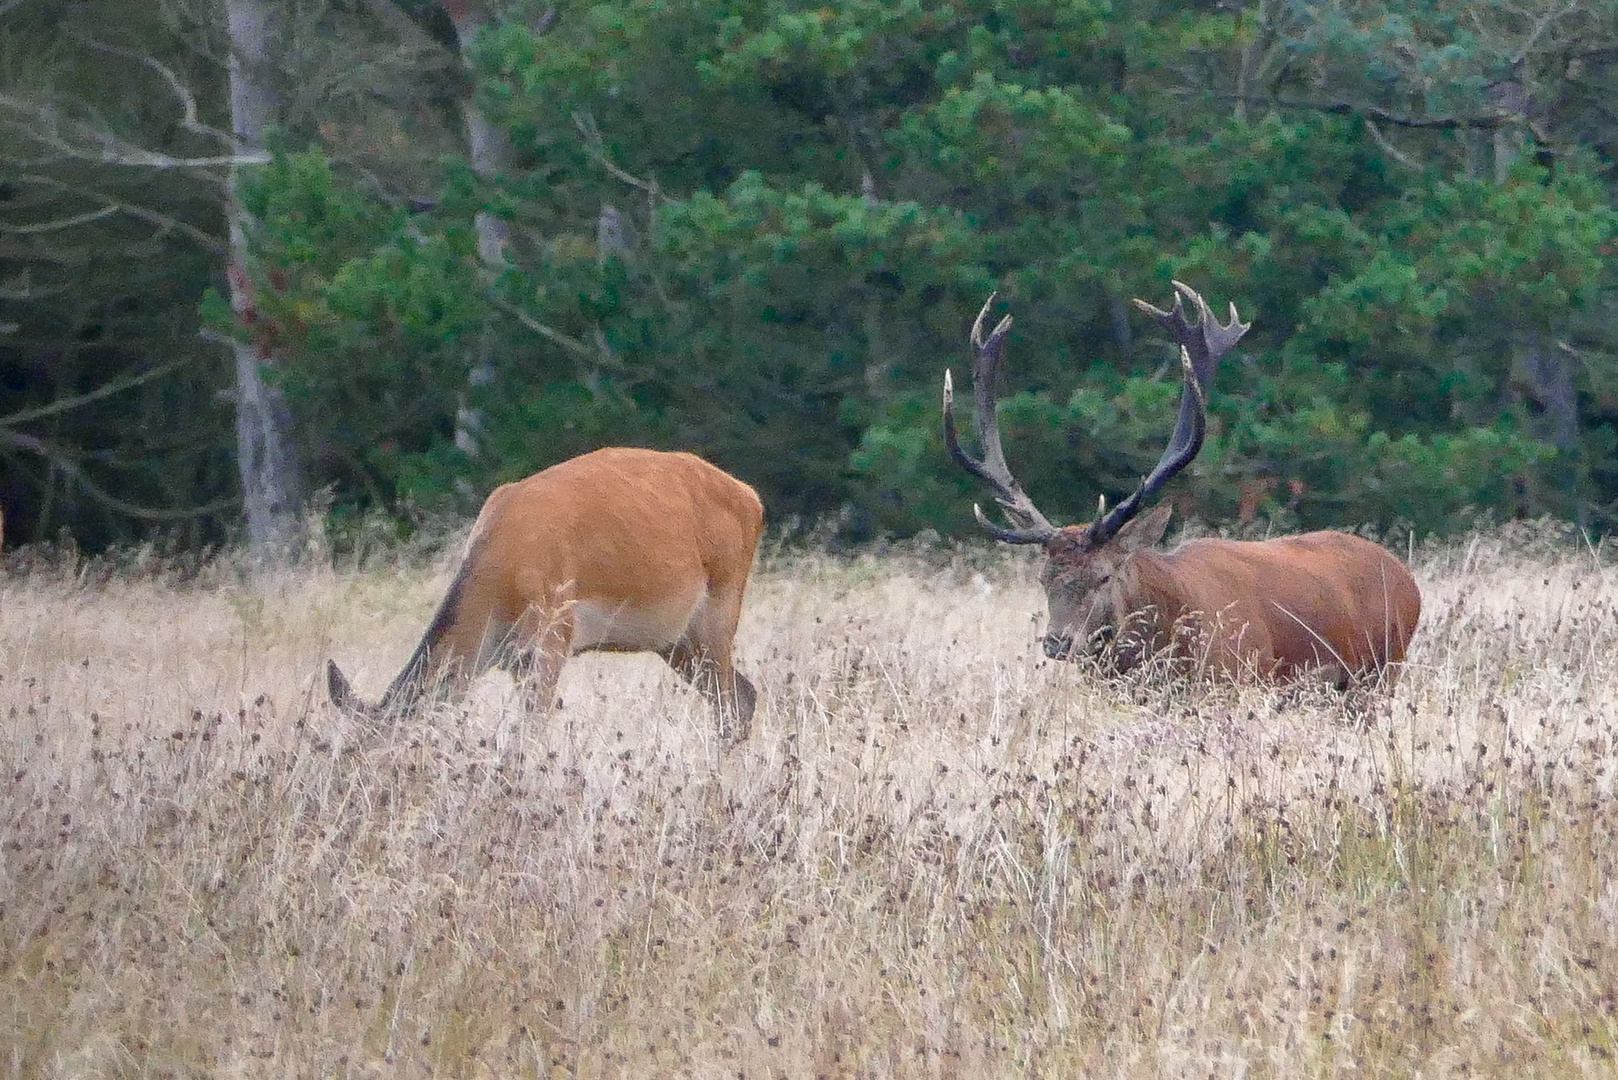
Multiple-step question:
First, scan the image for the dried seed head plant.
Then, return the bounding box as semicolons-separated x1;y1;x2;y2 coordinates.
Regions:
1;519;1616;1077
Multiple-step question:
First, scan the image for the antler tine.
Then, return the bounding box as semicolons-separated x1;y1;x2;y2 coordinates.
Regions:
1171;279;1250;361
1133;280;1251;389
943;294;1058;545
970;292;1003;348
972;503;1055;544
1092;283;1250;545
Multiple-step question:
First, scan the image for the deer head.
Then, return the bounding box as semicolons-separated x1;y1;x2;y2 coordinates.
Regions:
943;282;1250;660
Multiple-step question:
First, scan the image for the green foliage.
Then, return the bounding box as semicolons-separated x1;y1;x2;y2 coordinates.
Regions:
56;0;1615;551
601;170;989;520
278;1;1618;539
205;149;490;509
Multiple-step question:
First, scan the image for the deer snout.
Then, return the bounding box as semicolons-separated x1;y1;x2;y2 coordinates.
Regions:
1044;622;1116;661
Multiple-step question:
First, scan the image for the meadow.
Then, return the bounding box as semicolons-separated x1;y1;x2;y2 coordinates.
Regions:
1;522;1616;1078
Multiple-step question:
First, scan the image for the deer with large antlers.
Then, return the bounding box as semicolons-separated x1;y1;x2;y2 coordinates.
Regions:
944;283;1420;686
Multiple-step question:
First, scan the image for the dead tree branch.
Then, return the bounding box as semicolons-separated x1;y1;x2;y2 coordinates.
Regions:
1212;92;1523;130
10;174;226;253
0;360;189;429
0;431;238;521
0;94;269;173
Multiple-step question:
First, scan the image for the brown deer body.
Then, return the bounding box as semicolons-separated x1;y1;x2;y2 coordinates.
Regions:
944;283;1420;686
327;447;764;745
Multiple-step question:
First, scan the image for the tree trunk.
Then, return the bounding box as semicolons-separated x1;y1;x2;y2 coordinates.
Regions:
443;0;513;463
1516;335;1580;454
226;0;303;558
1511;331;1581;522
1487;77;1529;184
1107;284;1133;354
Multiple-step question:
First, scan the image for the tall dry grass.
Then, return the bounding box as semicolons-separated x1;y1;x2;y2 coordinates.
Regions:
2;522;1616;1078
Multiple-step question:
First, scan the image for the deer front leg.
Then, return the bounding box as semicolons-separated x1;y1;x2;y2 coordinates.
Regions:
659;640;755;748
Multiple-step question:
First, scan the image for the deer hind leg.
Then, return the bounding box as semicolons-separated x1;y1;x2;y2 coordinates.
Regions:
504;603;574;714
660;585;755;748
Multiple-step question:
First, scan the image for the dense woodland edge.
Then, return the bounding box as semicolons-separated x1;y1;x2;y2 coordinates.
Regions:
6;0;1618;556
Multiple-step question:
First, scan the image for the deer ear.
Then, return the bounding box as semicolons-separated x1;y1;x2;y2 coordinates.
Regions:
1114;501;1173;552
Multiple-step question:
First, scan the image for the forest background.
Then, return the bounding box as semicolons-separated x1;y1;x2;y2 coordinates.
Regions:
5;0;1618;556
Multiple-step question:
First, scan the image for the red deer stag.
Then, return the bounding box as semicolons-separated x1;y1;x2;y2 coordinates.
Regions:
943;283;1420;686
327;447;765;745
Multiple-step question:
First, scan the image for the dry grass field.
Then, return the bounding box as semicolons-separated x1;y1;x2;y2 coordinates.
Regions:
2;522;1617;1078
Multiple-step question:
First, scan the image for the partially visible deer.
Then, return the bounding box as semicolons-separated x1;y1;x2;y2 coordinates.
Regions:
943;283;1420;686
327;447;765;746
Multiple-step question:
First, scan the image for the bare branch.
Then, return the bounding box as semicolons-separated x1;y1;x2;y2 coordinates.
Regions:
12;174;226;253
1555;339;1613;366
71;35;248;153
1362;118;1423;172
0;206;118;233
0;242;79;264
1212;92;1517;130
0;264;59;300
491;297;597;359
0;94;268;174
0;430;238;522
573;109;662;197
0;359;188;429
1510;1;1583;65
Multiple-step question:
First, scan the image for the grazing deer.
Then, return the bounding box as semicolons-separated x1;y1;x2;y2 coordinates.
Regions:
943;283;1420;686
326;447;765;745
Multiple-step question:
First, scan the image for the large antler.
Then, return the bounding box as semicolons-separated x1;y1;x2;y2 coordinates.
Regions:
1088;281;1250;545
943;294;1059;544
